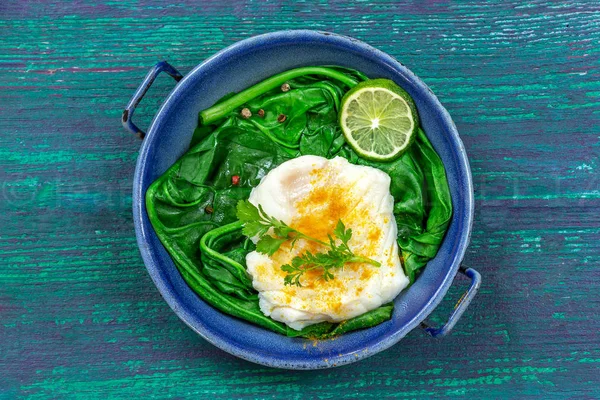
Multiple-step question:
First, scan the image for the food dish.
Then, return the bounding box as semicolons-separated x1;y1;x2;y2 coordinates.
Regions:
145;66;452;338
126;30;478;369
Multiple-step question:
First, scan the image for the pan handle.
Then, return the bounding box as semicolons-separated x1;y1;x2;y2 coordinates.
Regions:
122;61;183;139
420;265;481;337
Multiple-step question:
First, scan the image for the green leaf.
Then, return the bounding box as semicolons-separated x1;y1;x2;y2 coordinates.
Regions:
283;273;302;287
236;200;261;223
327;234;336;249
333;219;352;244
256;235;287;256
280;263;295;273
273;225;294;238
241;221;269;238
323;270;335;281
283;275;294;286
333;219;346;240
343;227;352;243
291;256;306;268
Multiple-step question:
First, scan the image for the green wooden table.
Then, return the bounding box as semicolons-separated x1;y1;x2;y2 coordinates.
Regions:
2;1;599;398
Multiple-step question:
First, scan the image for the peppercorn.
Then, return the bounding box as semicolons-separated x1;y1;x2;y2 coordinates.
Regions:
257;109;265;117
281;83;291;92
277;114;287;123
231;175;240;185
204;205;214;214
240;108;252;119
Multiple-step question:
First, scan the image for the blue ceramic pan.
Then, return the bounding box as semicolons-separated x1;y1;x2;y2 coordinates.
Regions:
124;30;481;369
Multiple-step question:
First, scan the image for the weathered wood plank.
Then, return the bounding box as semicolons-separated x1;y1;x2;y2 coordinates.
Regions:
1;0;599;398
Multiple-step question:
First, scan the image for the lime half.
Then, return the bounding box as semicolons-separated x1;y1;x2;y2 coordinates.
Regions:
339;79;418;161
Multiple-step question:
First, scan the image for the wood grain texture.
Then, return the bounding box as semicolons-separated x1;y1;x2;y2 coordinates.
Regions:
1;0;599;398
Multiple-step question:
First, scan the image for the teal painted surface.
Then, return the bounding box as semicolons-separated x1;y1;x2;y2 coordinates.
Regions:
1;0;599;398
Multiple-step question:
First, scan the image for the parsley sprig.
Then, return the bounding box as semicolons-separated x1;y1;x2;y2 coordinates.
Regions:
236;200;380;287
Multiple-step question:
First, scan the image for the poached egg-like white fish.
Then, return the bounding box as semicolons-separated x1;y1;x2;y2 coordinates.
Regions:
245;155;409;330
